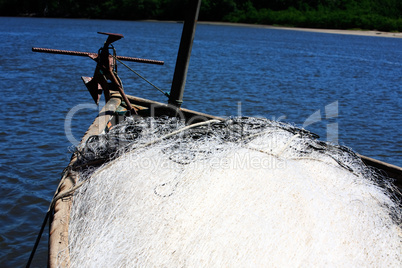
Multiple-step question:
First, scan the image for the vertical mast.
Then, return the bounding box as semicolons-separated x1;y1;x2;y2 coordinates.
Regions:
168;0;201;108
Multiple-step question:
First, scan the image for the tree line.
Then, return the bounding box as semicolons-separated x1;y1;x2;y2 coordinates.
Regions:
1;0;401;32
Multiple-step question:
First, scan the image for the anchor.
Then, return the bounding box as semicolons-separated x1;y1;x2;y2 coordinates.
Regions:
82;32;126;107
32;32;164;115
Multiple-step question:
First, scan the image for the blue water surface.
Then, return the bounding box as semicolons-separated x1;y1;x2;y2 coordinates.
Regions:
0;17;401;267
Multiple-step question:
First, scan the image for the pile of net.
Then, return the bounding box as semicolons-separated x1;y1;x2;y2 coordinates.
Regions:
68;116;401;267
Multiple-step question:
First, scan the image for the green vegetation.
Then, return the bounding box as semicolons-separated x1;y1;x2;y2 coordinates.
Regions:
1;0;401;32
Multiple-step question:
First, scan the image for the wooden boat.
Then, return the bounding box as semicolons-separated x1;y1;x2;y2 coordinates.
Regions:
27;1;402;266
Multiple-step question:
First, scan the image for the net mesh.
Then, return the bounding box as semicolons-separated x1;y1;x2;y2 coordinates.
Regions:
67;117;401;267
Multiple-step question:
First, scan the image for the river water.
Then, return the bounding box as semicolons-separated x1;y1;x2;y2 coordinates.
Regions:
0;17;401;266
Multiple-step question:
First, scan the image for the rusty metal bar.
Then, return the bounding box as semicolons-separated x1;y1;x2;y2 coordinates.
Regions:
32;47;164;65
107;65;138;115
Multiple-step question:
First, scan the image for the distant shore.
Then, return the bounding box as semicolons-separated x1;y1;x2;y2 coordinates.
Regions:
198;21;402;38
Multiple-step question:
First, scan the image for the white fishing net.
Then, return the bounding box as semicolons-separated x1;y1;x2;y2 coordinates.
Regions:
68;117;401;267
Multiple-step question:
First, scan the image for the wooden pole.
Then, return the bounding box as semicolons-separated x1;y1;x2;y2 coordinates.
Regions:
168;0;201;108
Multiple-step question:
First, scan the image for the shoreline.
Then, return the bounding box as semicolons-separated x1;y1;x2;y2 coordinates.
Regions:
198;21;402;38
11;16;402;38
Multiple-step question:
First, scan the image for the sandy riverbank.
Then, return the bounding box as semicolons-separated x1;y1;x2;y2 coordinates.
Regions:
198;21;402;38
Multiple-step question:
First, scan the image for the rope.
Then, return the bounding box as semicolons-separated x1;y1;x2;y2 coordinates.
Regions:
26;212;50;268
25;165;75;268
113;55;170;98
135;119;221;150
243;140;358;177
277;134;300;157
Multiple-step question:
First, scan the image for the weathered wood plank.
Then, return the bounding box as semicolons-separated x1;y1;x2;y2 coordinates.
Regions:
48;97;122;267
